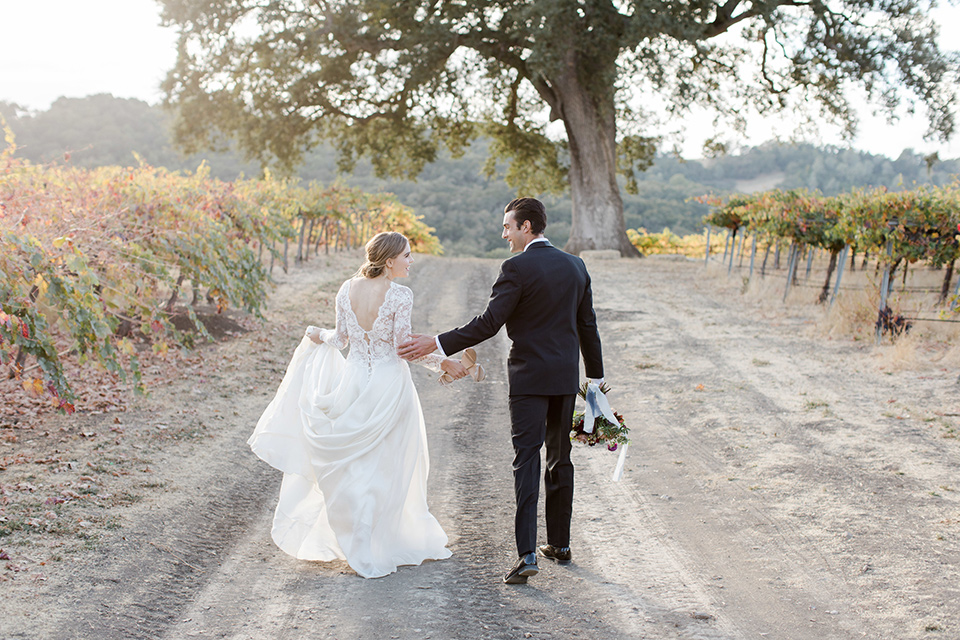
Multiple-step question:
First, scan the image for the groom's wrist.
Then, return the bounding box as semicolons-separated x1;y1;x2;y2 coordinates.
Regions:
434;336;446;357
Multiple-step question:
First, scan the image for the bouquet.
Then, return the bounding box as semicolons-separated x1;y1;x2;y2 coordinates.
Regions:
571;382;629;452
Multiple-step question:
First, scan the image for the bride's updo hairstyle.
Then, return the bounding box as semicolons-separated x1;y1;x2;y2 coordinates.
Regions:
357;232;409;278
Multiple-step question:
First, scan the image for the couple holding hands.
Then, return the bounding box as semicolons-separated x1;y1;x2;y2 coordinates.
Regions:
248;197;605;584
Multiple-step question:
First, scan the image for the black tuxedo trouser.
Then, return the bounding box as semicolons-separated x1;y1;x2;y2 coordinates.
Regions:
508;393;576;557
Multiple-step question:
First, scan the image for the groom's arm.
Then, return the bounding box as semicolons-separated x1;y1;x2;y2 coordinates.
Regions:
398;260;521;360
577;267;604;380
438;259;522;356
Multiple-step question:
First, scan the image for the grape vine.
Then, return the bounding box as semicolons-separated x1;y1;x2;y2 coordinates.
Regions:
699;184;960;308
0;132;441;411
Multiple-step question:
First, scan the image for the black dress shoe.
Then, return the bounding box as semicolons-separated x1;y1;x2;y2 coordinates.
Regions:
503;552;539;584
537;544;572;565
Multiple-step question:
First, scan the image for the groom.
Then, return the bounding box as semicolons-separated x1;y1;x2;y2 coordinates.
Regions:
398;197;604;584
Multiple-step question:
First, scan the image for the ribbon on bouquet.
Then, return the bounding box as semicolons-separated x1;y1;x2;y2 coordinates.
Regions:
583;383;629;482
583;383;618;434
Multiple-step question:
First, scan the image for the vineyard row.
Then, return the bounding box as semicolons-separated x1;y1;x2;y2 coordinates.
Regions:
0;136;441;411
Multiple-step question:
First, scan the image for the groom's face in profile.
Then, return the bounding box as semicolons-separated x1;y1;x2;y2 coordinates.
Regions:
502;210;529;253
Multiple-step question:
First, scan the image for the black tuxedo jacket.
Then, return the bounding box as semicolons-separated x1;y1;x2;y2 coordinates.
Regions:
438;242;603;396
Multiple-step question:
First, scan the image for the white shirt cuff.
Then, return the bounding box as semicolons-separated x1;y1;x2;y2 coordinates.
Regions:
588;377;604;385
434;336;446;357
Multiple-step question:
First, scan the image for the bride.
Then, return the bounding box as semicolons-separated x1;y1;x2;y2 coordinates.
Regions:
248;231;471;578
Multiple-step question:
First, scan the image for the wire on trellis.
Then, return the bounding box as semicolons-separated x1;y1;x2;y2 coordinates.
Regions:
720;263;952;293
900;317;960;324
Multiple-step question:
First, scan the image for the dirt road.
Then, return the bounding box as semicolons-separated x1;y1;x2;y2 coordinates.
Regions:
2;253;959;639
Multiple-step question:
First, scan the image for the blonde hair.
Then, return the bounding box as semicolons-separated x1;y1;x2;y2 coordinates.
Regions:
357;232;409;278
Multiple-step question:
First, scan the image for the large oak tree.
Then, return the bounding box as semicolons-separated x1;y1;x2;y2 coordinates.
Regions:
159;0;958;255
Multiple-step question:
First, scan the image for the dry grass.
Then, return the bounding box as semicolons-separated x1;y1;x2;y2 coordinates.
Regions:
873;333;921;371
822;288;876;338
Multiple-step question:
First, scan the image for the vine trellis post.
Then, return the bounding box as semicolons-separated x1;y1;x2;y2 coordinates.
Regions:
317;216;328;256
306;217;316;261
952;269;960;309
704;227;711;265
727;229;737;275
829;245;849;309
876;238;895;344
748;236;758;281
783;243;800;302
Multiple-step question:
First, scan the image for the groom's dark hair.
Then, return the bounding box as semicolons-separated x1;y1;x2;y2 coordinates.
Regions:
505;198;547;235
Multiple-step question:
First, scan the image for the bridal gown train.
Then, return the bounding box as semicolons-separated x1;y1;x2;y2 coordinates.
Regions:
248;279;452;578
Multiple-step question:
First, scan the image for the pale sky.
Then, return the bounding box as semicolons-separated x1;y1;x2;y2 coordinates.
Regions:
1;0;959;160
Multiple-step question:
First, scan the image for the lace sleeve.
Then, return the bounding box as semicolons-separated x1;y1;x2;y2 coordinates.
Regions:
394;285;444;372
322;281;350;350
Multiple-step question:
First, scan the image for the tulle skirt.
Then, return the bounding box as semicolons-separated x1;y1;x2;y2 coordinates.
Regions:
248;336;451;578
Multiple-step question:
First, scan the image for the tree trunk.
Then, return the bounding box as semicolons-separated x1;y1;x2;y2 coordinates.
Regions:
165;274;185;313
760;243;772;277
296;212;306;262
545;52;638;257
939;259;955;305
818;250;839;304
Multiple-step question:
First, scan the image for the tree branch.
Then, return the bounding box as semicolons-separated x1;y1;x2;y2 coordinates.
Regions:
703;0;812;39
760;30;789;95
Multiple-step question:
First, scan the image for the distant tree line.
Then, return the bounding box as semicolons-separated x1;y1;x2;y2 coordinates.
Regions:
3;95;957;257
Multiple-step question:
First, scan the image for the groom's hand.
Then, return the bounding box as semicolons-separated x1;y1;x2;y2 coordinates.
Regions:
398;334;438;361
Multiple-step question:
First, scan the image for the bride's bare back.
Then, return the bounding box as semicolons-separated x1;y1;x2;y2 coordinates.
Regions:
348;277;391;332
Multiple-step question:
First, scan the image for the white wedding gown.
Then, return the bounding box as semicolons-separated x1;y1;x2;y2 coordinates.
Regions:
248;279;452;578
